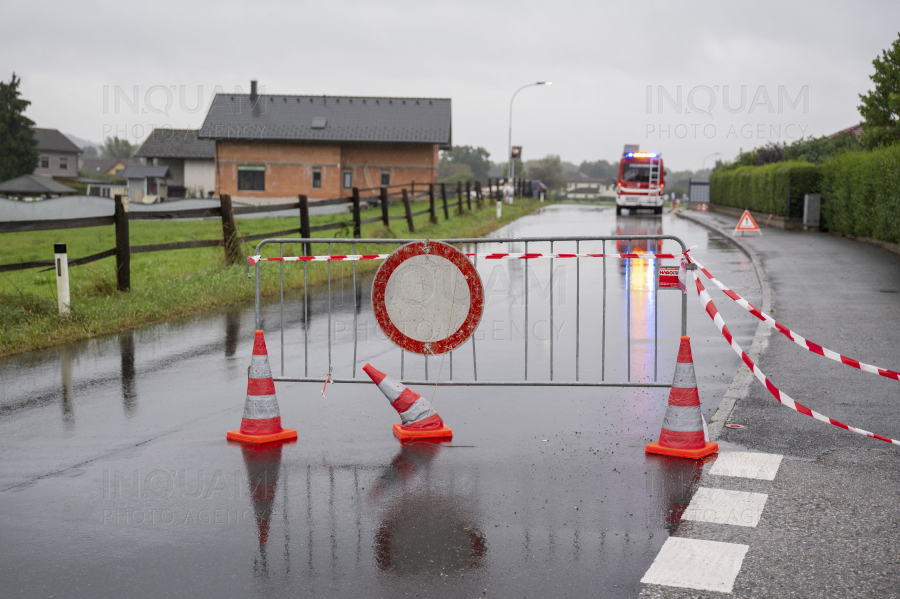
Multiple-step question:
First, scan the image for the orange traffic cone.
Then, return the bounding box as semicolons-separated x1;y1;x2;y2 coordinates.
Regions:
363;363;452;442
227;330;298;444
645;336;718;459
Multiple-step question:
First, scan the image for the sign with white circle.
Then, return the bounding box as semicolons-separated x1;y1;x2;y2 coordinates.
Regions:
372;240;484;355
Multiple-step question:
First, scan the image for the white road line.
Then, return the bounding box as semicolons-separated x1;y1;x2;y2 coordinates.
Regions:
683;487;769;528
640;537;749;593
709;451;784;480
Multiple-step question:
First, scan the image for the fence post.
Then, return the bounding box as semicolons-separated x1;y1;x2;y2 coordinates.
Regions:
299;194;311;257
402;188;415;233
351;187;361;238
219;194;241;265
114;194;130;291
411;181;415;198
465;181;472;211
379;187;390;227
475;181;483;209
441;183;449;220
429;183;437;224
457;181;463;215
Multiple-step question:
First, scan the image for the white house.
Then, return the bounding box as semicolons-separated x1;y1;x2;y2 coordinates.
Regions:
562;172;616;200
134;129;216;198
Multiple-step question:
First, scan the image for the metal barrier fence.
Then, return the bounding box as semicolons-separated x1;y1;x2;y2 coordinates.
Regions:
249;235;689;388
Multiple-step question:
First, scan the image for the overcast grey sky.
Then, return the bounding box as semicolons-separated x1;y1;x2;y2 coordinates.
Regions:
3;0;898;171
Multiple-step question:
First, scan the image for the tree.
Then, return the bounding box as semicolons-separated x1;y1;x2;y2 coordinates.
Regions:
0;73;38;181
101;136;138;159
438;162;473;185
859;33;900;148
439;145;492;181
579;159;617;179
526;155;565;190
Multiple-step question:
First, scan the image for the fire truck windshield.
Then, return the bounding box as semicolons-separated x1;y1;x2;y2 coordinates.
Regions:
621;162;651;183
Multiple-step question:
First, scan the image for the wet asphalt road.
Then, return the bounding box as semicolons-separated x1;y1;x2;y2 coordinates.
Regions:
0;205;761;598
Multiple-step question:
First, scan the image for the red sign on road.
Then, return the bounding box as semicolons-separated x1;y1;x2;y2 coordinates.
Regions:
372;240;484;355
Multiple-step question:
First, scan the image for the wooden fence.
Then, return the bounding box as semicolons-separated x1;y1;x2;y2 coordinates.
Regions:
0;178;529;291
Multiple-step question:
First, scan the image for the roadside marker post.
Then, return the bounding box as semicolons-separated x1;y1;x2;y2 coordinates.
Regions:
54;243;70;315
733;210;762;236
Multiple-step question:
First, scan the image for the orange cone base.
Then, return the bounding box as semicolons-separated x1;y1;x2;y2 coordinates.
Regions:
645;441;718;460
226;428;298;445
392;423;453;442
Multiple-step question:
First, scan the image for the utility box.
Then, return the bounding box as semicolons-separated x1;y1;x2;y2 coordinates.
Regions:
803;193;821;228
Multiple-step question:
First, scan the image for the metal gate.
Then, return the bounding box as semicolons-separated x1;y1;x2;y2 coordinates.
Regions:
248;235;689;388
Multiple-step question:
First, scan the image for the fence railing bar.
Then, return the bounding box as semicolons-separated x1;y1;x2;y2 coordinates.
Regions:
524;240;529;381
0;215;115;233
132;239;222;252
304;261;309;378
280;242;284;376
1;247;118;273
327;242;332;372
352;241;358;379
472;243;478;381
550;240;554;381
602;240;607;382
576;240;580;382
272;377;672;388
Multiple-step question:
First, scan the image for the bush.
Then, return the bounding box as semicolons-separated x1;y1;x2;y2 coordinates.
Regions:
710;161;821;218
820;143;900;243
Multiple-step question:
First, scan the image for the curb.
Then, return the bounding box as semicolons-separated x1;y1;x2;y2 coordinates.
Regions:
675;211;774;441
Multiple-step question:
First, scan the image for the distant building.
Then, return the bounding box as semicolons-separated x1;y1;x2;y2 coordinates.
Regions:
562;172;616;199
828;123;863;140
198;81;451;201
33;128;82;178
82;158;137;178
121;165;171;204
134;129;216;198
0;174;77;200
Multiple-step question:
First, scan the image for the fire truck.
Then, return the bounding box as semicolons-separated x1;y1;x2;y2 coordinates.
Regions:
615;147;665;215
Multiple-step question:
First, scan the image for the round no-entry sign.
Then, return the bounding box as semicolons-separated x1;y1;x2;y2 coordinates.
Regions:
372;240;484;355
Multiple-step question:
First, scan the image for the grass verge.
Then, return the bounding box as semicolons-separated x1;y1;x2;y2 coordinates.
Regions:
0;198;542;357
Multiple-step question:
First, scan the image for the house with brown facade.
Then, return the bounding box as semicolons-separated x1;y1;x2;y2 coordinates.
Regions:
198;81;451;201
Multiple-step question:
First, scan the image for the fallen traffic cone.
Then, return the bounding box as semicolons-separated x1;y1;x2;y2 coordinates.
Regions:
645;336;718;459
363;363;452;442
227;330;298;444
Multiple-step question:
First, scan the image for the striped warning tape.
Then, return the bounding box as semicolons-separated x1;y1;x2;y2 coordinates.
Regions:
692;258;900;382
247;252;683;265
692;270;900;446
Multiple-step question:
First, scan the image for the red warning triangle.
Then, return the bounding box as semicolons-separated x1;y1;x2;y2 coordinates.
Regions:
734;210;761;232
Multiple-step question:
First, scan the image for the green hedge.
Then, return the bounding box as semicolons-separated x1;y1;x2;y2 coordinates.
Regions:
820;144;900;243
710;161;821;218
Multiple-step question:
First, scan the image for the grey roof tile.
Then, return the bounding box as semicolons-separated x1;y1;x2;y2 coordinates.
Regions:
33;128;82;154
0;174;77;194
121;165;171;179
198;94;451;146
134;129;216;159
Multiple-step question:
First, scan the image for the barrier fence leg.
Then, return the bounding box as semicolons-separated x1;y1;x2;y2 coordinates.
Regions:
298;194;311;256
114;194;130;291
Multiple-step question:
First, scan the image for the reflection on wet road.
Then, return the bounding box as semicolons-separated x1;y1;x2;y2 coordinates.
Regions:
0;205;762;597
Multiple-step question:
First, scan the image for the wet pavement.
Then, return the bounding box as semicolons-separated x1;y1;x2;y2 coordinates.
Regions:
0;205;761;597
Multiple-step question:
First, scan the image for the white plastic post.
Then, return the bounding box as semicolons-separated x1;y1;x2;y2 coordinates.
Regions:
54;243;70;315
496;199;502;219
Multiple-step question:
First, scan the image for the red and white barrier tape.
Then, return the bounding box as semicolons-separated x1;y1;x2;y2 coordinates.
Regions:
247;252;682;265
692;258;900;382
692;271;900;446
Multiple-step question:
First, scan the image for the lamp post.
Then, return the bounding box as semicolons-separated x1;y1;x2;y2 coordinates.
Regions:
702;152;722;174
507;81;551;191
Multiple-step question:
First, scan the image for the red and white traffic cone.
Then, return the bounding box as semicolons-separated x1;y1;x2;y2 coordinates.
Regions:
227;330;298;444
363;363;452;442
645;336;718;459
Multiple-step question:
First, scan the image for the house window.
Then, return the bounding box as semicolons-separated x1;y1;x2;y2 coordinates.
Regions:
40;156;49;169
380;171;390;186
59;157;68;170
342;171;352;189
237;166;265;191
312;169;322;189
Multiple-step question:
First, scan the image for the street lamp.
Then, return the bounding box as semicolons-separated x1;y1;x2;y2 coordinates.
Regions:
507;81;552;190
702;152;722;174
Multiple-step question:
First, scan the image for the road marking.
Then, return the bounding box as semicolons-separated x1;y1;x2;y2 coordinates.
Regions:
683;487;768;528
641;537;749;593
709;451;783;480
